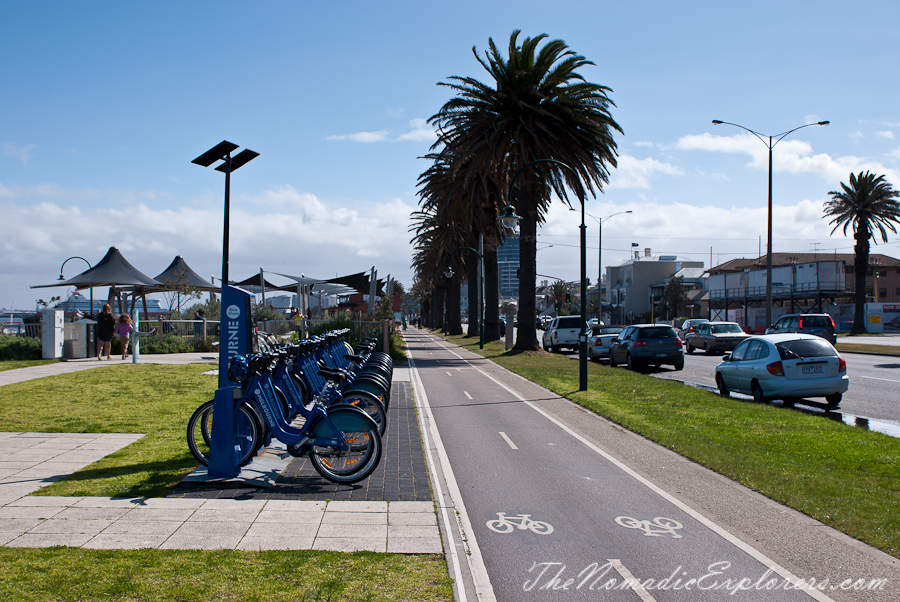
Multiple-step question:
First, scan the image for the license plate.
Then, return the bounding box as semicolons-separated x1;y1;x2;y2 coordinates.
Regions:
801;365;823;374
655;353;666;358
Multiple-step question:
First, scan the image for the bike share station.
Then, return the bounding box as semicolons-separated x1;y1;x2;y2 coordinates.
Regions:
181;283;294;488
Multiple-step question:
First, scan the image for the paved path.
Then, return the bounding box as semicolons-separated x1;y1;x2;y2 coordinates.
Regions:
0;354;441;554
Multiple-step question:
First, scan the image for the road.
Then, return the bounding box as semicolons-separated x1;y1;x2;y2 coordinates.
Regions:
405;329;896;602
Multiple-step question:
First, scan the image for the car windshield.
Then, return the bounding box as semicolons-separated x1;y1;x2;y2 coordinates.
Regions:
639;327;676;339
712;324;743;334
776;339;838;360
593;327;623;335
557;317;581;329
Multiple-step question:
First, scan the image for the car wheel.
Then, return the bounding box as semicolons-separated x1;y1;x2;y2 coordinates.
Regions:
825;393;842;409
686;343;694;354
627;353;639;371
705;342;713;355
673;361;684;371
609;352;618;368
751;381;766;404
715;374;729;397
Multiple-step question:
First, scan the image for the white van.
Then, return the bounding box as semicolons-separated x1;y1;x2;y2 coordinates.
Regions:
542;316;583;352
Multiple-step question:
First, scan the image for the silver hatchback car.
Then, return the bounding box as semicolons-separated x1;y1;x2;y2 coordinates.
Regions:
714;334;848;408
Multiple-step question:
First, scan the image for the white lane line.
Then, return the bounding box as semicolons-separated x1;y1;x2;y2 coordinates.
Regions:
408;353;495;602
859;374;900;383
447;371;453;376
475;368;837;602
608;559;658;602
499;432;519;450
464;391;473;399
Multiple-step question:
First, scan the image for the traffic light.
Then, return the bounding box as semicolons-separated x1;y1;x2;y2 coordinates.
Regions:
565;292;571;303
516;268;520;279
554;303;560;313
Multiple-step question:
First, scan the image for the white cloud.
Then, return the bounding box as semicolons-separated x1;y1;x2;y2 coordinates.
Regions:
633;141;654;147
607;155;683;189
677;132;900;188
326;130;390;143
0;187;417;309
876;131;895;139
396;118;436;142
3;143;37;166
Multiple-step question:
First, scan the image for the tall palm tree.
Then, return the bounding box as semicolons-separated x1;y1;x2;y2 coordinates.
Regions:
824;171;900;335
430;30;622;350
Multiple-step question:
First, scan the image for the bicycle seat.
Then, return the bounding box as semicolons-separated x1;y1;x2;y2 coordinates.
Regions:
318;367;349;383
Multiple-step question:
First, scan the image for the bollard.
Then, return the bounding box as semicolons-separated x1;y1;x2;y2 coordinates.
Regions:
383;320;390;354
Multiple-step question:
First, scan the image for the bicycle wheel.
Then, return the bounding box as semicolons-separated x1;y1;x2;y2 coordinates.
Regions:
341;390;387;436
486;519;513;534
308;408;382;484
187;400;261;467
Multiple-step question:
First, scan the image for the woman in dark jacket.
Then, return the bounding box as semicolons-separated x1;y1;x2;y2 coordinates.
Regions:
96;303;115;360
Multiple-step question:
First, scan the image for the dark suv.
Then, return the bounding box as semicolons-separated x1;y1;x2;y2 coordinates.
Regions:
609;324;684;371
765;313;836;344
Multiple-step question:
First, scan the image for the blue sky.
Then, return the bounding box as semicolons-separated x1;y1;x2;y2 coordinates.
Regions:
3;1;899;311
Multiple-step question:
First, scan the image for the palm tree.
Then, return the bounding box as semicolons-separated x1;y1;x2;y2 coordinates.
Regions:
548;280;569;315
824;171;900;335
430;31;622;350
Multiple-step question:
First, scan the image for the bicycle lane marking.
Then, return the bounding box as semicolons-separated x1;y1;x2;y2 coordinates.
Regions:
474;366;838;602
407;342;496;602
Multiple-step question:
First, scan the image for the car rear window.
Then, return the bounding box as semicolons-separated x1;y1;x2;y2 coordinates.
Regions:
802;316;833;328
557;317;581;329
638;326;677;339
776;339;837;360
712;324;743;334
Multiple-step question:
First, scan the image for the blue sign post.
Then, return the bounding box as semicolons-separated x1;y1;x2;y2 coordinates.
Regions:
208;284;254;478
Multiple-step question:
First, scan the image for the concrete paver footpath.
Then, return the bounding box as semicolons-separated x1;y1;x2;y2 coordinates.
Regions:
0;354;442;554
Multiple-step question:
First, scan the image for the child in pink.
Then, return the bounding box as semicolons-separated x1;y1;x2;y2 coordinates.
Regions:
115;314;134;360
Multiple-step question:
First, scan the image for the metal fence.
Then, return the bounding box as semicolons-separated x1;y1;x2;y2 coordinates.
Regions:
0;323;41;338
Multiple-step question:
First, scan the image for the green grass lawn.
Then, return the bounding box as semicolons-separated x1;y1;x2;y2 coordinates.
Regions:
835;342;900;356
433;331;900;559
0;363;453;602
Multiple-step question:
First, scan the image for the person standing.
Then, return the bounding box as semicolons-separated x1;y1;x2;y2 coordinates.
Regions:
96;304;115;360
115;314;133;360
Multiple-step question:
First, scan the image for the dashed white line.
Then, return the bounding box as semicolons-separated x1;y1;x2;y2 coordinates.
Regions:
859;374;900;383
608;560;658;602
499;432;518;450
464;391;473;399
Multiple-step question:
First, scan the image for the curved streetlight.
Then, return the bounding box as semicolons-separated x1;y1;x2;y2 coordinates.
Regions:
582;210;632;322
508;159;590;391
712;119;829;327
59;256;93;317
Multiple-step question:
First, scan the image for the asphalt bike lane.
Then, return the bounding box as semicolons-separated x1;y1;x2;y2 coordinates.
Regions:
405;329;841;602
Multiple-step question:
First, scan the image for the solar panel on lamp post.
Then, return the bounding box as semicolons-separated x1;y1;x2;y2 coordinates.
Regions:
192;141;259;288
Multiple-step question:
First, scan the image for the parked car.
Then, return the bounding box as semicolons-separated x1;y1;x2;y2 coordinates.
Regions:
685;321;750;355
588;326;624;361
542;315;582;352
677;318;709;339
609;324;684;371
765;313;836;344
714;334;848;408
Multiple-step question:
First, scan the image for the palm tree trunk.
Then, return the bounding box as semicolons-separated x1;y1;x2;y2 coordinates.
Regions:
448;270;463;335
483;228;502;341
433;284;445;331
851;227;870;335
466;252;479;336
514;178;540;350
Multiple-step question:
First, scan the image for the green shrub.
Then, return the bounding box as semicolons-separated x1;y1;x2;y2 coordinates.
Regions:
134;335;196;355
0;336;42;361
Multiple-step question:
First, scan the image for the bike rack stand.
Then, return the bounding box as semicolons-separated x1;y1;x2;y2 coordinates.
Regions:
208;285;254;479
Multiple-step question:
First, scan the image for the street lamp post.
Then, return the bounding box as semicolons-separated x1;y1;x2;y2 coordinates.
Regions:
712;119;828;327
59;257;92;317
507;159;589;391
583;210;632;323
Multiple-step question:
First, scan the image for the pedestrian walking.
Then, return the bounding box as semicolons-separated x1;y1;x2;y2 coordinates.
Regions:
96;304;115;360
115;314;133;360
